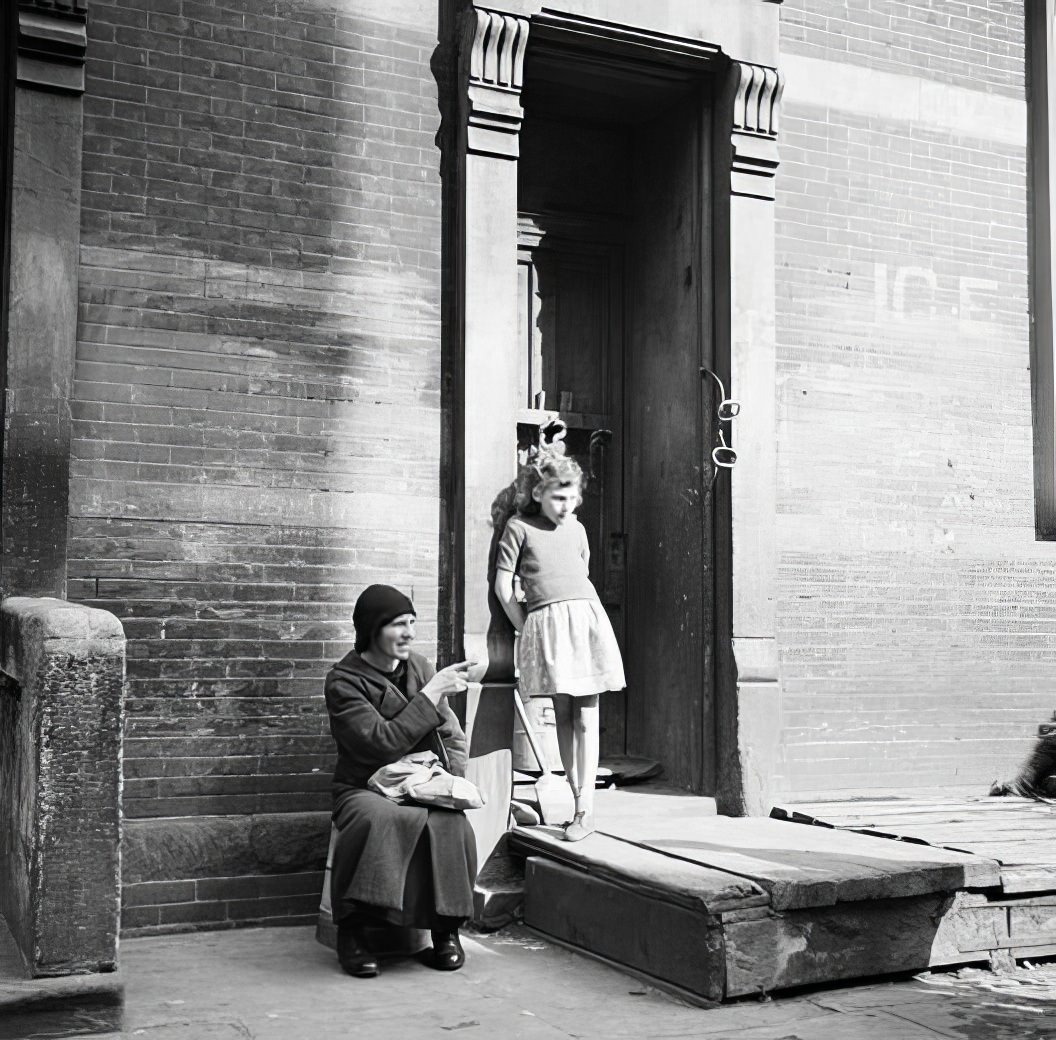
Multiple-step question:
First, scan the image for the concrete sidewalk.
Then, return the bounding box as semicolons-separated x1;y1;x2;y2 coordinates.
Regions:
4;924;1054;1040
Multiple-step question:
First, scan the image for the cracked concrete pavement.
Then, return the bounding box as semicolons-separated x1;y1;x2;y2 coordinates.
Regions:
3;924;1055;1039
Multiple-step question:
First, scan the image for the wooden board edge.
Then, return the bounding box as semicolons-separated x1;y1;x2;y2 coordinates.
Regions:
509;830;771;913
522;924;723;1009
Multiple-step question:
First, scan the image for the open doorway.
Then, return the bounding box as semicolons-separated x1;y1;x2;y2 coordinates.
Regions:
515;44;717;793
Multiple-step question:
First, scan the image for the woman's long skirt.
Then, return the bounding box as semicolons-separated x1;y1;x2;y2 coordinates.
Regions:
330;787;476;928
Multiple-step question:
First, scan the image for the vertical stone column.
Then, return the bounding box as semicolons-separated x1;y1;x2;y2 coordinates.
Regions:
714;59;784;816
458;8;528;676
0;598;124;977
453;8;528;870
3;2;87;599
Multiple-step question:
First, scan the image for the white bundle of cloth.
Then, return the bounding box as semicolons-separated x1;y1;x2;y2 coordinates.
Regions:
368;752;485;811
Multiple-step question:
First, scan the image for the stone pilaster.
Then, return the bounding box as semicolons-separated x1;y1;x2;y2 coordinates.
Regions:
453;6;529;872
4;1;87;600
715;55;783;816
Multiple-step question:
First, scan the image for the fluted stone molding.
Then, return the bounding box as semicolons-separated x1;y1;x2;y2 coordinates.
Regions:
17;0;88;94
20;1;87;13
729;60;784;200
460;8;529;159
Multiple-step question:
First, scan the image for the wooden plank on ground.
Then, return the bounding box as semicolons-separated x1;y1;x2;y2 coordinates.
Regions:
1010;904;1056;948
781;802;1051;827
955;840;1056;863
1000;865;1056;894
774;802;1056;870
509;826;768;913
783;799;1049;821
855;823;1056;842
793;811;1056;830
723;890;995;998
598;816;999;910
523;857;726;1003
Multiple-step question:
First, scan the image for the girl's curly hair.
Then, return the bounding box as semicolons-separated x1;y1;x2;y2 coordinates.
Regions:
514;450;585;515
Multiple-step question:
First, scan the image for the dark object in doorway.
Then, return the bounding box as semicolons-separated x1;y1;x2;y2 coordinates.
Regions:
599;756;662;786
990;728;1056;799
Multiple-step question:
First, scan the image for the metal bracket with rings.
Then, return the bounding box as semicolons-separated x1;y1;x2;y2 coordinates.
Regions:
700;367;740;484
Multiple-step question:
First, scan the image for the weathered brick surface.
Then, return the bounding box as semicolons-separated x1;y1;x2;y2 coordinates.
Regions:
774;3;1051;795
781;0;1024;97
119;812;329;935
121;871;325;935
72;0;444;926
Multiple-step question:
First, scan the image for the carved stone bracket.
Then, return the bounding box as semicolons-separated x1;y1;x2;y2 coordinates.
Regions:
460;8;529;159
17;0;88;95
729;61;784;201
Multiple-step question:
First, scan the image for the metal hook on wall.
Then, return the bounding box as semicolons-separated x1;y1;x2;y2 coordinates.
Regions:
700;367;741;485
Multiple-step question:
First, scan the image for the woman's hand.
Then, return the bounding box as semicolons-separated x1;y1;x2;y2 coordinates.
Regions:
421;661;475;707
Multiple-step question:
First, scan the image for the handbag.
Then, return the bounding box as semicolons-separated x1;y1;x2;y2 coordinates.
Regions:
368;751;485;811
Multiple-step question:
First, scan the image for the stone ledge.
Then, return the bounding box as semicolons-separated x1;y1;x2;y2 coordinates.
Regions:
2;596;124;684
124;813;332;885
0;913;122;1011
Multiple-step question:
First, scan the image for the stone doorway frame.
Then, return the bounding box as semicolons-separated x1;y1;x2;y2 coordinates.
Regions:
451;2;783;816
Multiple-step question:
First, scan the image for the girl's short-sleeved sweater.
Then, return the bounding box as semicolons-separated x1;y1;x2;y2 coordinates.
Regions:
495;514;597;612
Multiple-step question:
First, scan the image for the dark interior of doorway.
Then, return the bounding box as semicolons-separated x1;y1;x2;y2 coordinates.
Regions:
516;45;718;793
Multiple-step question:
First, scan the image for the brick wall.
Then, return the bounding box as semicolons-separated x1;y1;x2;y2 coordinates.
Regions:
72;0;446;932
774;1;1056;796
780;0;1023;95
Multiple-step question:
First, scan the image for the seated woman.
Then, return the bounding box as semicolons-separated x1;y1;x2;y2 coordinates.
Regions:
324;584;477;978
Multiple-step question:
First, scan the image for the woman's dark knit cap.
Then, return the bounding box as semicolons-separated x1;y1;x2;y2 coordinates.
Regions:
353;584;416;652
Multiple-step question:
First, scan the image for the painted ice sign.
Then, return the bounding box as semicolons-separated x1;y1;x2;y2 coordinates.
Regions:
873;263;999;331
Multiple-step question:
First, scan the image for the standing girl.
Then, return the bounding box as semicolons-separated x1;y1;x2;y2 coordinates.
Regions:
494;451;626;841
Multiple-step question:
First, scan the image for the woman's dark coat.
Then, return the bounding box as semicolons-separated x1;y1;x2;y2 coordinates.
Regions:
324;649;475;924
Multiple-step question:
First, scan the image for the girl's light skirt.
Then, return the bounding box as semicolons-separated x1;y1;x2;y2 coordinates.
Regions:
517;597;626;698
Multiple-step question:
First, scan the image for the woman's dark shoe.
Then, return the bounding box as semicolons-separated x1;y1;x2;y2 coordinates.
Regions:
337;921;379;978
430;929;465;971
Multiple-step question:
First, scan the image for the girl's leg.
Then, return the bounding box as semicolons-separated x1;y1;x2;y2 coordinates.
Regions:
550;694;580;806
571;696;600;818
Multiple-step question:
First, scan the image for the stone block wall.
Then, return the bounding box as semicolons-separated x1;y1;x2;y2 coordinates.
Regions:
70;0;447;931
0;598;124;976
774;2;1056;795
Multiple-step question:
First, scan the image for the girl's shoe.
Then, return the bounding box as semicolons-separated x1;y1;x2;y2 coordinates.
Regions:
430;929;465;971
562;810;594;842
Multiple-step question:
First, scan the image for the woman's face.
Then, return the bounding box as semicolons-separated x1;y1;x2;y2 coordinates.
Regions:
372;613;416;661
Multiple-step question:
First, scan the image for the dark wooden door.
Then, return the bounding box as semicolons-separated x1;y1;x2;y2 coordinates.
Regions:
516;93;714;794
623;94;713;792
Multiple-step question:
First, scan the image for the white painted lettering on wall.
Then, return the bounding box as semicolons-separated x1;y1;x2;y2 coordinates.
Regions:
873;263;999;330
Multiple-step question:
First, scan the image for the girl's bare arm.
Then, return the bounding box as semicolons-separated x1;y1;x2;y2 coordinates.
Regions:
494;569;526;634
